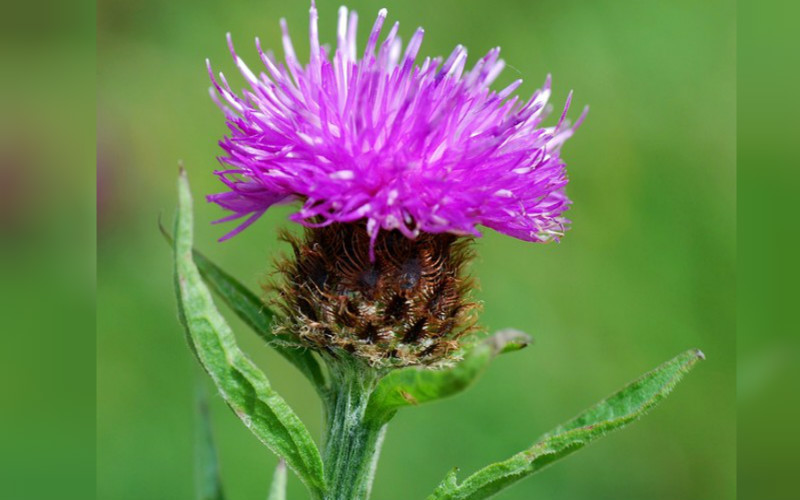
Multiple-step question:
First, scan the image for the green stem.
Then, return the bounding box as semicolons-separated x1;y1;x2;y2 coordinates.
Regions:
322;359;387;500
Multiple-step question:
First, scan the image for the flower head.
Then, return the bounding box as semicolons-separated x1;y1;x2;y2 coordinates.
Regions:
208;3;586;252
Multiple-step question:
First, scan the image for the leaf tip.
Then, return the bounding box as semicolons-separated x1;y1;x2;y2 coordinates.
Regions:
694;349;706;361
489;328;532;354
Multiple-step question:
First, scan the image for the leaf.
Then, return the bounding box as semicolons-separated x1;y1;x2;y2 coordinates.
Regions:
427;349;705;500
173;169;326;497
366;329;531;425
159;221;326;393
267;460;287;500
195;381;225;500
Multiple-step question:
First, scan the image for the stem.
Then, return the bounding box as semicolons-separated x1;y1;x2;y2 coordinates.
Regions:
322;359;387;500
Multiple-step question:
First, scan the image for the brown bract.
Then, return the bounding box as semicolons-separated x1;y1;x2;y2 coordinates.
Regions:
268;223;480;367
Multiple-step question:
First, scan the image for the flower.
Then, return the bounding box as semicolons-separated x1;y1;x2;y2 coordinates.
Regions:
207;2;586;253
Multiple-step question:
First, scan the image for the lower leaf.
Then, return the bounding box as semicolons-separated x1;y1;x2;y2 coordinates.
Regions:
173;169;325;496
427;349;705;500
195;381;225;500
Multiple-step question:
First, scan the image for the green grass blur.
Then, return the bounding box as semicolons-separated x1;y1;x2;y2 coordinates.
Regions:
737;2;799;499
97;1;735;499
0;2;95;499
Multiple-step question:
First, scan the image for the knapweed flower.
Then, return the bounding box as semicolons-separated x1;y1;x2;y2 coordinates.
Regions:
179;6;699;500
207;3;585;366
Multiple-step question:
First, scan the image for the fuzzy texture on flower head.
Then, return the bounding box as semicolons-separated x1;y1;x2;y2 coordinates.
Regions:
207;3;586;254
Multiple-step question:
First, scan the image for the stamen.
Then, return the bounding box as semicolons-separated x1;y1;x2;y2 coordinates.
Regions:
308;2;321;83
402;28;425;72
347;11;359;62
226;34;258;85
337;6;349;59
279;19;297;64
378;22;400;69
484;58;506;87
364;8;388;60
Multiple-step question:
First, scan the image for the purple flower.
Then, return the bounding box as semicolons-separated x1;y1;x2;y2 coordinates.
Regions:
207;3;586;254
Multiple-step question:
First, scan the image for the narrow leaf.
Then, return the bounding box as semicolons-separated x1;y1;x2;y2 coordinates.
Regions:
195;381;225;500
173;169;325;496
159;221;326;393
366;329;531;424
267;460;287;500
428;349;705;500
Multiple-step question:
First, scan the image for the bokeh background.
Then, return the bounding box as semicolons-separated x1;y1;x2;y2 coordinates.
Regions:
737;2;799;500
1;2;95;499
97;1;735;499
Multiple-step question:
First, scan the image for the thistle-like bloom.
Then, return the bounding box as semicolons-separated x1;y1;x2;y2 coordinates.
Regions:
207;3;585;366
207;3;586;252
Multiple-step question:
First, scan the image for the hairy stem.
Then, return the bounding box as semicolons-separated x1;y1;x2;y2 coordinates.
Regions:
322;359;387;500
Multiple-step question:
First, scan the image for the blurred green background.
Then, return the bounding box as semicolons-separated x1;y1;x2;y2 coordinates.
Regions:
97;1;735;499
737;2;799;500
0;2;95;499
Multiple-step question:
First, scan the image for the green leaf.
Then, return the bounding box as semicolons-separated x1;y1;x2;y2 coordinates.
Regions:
195;381;225;500
267;460;287;500
427;349;705;500
159;221;326;393
173;169;326;497
366;329;531;425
